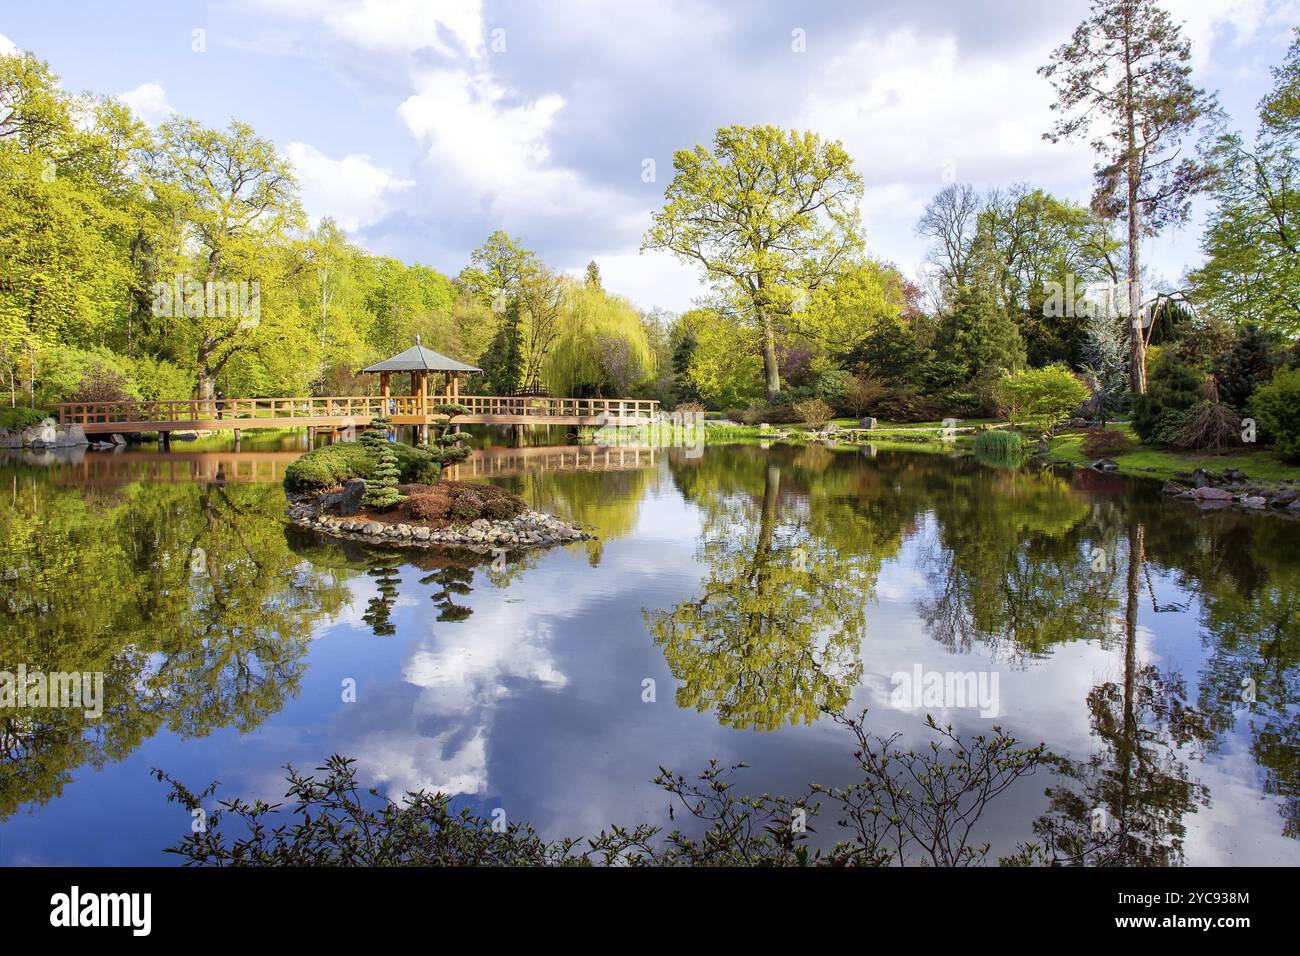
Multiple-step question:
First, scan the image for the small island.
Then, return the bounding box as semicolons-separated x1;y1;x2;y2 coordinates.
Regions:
283;416;593;552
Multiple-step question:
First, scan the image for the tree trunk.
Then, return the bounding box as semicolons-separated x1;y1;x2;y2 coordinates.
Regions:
1124;29;1147;396
759;310;781;401
1126;179;1146;395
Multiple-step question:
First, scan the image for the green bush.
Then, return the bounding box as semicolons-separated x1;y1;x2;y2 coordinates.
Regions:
1131;353;1202;444
1251;367;1300;462
1212;323;1277;412
993;364;1090;430
0;407;53;431
429;403;471;417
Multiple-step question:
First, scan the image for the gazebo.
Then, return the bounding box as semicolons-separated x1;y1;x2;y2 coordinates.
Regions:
360;339;481;410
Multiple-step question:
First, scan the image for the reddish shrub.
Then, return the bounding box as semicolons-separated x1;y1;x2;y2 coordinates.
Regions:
401;480;527;525
406;488;451;521
1081;428;1135;458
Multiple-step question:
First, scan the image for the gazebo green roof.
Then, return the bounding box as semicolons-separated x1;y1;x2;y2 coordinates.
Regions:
360;344;481;374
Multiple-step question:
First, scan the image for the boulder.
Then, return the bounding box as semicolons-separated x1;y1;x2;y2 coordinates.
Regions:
859;417;878;430
109;433;127;445
1223;468;1247;482
1242;496;1268;509
0;429;20;448
321;478;366;516
22;420;57;446
1091;458;1119;471
1193;486;1233;501
1192;468;1220;489
1161;480;1189;496
55;423;89;447
1269;489;1300;508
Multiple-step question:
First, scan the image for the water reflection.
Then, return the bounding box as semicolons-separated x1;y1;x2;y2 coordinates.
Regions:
0;469;347;819
0;441;1297;863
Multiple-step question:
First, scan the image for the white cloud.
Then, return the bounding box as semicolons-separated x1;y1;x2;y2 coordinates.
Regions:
397;66;643;236
248;0;485;57
0;32;20;57
283;141;415;231
118;82;175;126
789;26;1103;270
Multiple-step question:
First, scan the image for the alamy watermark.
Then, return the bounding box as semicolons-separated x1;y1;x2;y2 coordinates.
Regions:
890;664;1000;718
151;274;260;327
0;665;104;719
1042;274;1154;328
590;409;706;458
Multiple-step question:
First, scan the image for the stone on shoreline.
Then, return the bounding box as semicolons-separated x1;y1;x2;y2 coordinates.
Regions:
1193;486;1233;501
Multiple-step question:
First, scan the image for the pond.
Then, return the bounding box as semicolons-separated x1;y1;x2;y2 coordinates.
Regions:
0;439;1297;864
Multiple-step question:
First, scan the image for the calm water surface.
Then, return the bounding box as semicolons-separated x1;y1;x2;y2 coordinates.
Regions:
1;438;1297;864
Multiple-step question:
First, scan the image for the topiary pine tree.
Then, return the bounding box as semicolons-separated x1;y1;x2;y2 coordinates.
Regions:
1212;323;1277;412
361;417;406;510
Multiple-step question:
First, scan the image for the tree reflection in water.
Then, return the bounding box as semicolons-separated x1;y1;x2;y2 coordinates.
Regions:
0;471;349;819
652;444;1300;849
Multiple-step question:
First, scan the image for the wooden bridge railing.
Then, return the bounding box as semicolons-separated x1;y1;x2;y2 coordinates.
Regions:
456;396;659;419
52;395;660;428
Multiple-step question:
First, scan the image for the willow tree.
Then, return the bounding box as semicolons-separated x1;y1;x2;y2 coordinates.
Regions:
1040;0;1215;394
543;282;653;397
644;125;863;401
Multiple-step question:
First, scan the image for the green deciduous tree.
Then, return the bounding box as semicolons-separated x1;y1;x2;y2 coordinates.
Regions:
147;117;305;399
1191;31;1299;339
644;125;864;401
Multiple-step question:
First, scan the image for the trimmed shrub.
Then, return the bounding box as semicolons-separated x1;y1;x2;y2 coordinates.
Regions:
429;403;471;417
361;419;406;510
406;488;451;521
1081;428;1135;458
481;497;520;520
400;481;527;526
283;441;448;495
1250;367;1300;462
871;388;940;423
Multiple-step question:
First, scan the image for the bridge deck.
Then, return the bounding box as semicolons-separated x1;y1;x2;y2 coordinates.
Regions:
53;395;659;435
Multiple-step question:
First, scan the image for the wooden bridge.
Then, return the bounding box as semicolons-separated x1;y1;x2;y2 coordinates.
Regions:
52;394;660;436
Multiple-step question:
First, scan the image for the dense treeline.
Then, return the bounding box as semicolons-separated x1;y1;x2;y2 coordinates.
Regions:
0;50;655;411
1;3;1297;454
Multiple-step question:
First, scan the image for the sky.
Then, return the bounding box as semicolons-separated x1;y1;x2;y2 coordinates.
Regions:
2;0;1297;313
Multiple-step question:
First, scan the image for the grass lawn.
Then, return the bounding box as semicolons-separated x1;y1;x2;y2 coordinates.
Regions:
1044;423;1300;483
